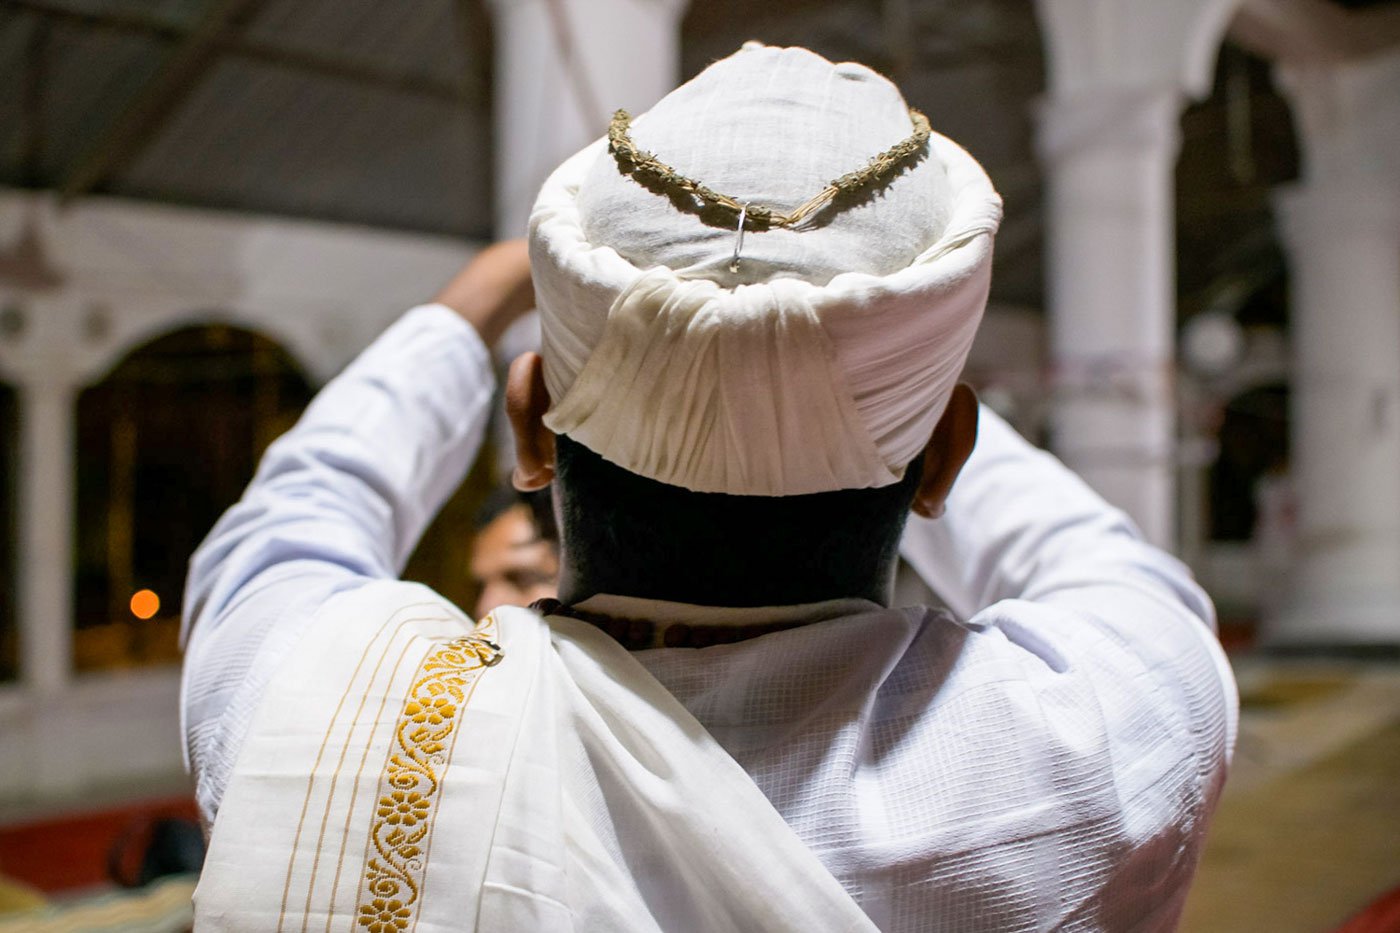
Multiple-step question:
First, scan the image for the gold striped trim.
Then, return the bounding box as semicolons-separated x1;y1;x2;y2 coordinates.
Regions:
353;616;502;932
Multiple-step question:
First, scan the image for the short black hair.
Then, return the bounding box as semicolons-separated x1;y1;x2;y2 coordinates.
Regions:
553;434;921;607
474;484;558;545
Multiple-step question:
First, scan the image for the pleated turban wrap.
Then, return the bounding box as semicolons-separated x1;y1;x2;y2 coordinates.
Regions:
529;42;1002;496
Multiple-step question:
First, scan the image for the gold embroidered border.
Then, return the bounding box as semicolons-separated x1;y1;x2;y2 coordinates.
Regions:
354;616;502;933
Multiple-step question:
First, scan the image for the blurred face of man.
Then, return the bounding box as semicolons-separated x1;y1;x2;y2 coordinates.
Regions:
470;503;559;618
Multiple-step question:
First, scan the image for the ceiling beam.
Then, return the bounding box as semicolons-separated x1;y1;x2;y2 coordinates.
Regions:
453;0;493;114
58;0;272;201
5;0;188;40
8;0;474;108
228;34;472;104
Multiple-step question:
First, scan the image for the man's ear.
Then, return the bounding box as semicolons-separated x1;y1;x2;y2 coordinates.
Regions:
911;383;978;519
505;352;555;491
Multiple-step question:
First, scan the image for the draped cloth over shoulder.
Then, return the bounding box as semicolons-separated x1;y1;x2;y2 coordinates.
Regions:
192;582;878;932
529;42;1003;496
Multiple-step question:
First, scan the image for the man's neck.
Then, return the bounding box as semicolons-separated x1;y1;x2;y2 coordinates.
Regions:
556;560;895;609
536;592;886;650
549;433;917;613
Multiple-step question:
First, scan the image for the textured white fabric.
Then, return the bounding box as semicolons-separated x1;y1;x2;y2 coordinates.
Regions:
529;43;1002;495
182;304;1237;931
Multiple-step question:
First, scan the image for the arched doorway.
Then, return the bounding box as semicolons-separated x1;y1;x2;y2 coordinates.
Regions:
73;324;314;673
0;382;16;683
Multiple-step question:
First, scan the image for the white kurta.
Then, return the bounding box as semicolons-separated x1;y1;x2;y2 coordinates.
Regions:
182;304;1237;932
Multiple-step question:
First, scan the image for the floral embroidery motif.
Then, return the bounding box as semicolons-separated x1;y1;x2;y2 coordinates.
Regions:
358;897;411;932
377;791;430;828
354;617;502;930
405;697;453;726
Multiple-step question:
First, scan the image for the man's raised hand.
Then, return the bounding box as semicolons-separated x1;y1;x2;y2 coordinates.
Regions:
435;239;535;348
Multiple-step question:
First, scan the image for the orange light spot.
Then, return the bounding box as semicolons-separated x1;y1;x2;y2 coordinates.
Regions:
130;589;160;620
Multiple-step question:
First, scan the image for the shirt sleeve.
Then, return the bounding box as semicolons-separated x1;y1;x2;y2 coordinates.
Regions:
180;303;497;824
899;404;1239;769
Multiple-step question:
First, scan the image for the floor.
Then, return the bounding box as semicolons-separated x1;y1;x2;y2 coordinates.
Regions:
0;791;198;893
1181;657;1400;933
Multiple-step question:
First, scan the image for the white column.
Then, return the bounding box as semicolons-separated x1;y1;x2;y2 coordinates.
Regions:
1033;0;1241;548
17;376;75;695
487;0;688;238
1037;88;1181;546
1269;51;1400;645
485;0;687;477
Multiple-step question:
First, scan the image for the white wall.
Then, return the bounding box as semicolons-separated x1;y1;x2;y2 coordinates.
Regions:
0;188;479;807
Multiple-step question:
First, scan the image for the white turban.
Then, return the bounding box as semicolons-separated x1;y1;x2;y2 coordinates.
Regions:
528;42;1001;496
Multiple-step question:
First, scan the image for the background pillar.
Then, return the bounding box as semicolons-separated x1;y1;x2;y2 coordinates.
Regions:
485;0;687;475
17;376;75;696
1033;0;1241;548
1269;51;1400;645
487;0;688;238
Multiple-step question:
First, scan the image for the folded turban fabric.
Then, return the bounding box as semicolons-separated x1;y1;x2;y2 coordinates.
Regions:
529;42;1002;496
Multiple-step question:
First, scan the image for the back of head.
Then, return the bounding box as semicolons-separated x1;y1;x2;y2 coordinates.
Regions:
527;43;1001;605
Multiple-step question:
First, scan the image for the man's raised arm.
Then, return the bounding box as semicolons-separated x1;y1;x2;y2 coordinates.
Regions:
181;241;532;822
902;406;1216;629
901;404;1239;767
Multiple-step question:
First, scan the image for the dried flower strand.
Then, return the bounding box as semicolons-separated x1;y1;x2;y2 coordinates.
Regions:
608;107;931;230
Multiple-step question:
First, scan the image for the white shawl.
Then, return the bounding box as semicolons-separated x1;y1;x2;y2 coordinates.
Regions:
193;581;877;932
